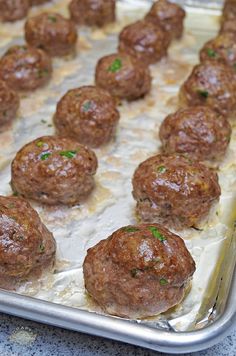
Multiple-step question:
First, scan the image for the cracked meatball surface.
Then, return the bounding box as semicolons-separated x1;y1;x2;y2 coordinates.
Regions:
118;20;171;65
179;61;236;117
145;0;186;40
54;86;120;147
11;136;98;205
132;154;221;230
95;53;151;101
83;223;195;319
0;80;20;130
200;33;236;69
25;12;78;57
159;106;231;163
0;45;52;91
69;0;116;27
0;0;30;22
0;195;56;290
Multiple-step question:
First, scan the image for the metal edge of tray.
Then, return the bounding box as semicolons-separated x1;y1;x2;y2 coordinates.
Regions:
0;259;235;355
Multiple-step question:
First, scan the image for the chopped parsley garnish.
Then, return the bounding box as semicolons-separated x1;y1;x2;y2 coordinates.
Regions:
157;165;166;173
108;58;122;73
159;278;168;286
7;203;15;209
197;89;209;98
13;192;19;197
48;15;57;23
206;48;217;58
37;68;49;79
41;119;47;124
40;152;51;161
59;150;78;159
148;226;166;242
39;243;45;253
130;268;138;278
36;141;45;147
123;226;139;233
82;100;92;112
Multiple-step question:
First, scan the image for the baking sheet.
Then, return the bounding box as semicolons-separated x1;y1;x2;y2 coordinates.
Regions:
0;0;235;333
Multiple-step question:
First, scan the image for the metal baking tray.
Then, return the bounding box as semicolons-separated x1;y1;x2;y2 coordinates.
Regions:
0;0;236;353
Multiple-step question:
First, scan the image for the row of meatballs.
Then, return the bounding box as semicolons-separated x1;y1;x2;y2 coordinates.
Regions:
0;0;115;25
83;0;236;318
0;1;230;319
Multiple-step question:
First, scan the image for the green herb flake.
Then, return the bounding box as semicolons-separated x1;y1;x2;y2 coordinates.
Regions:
41;119;47;124
82;100;92;112
206;48;217;58
157;165;166;173
130;268;138;278
108;58;122;73
159;278;168;286
36;141;45;147
7;203;15;209
37;68;49;79
48;15;57;23
148;226;166;242
123;226;140;233
39;243;45;253
40;152;51;161
59;150;78;159
197;89;209;99
13;191;19;197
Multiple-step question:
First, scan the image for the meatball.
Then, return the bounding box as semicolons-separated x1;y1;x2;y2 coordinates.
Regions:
0;80;20;130
54;86;120;148
25;13;78;57
11;136;98;205
132;154;221;230
0;0;30;22
83;223;195;319
200;33;236;69
145;0;186;40
69;0;115;27
0;45;52;91
95;53;151;101
179;61;236;117
220;19;236;35
159;106;231;163
0;195;56;290
118;20;171;65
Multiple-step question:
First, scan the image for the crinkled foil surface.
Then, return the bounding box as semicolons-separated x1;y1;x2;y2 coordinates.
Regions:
0;0;235;332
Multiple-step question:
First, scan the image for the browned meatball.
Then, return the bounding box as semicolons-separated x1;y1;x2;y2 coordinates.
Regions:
200;33;236;69
145;0;186;40
132;154;221;230
54;86;120;148
95;53;151;101
11;136;98;205
159;106;231;163
0;80;20;130
118;20;170;65
25;13;78;57
83;223;195;319
0;195;56;290
0;0;30;22
179;61;236;117
220;19;236;35
69;0;115;27
222;0;236;22
0;45;52;91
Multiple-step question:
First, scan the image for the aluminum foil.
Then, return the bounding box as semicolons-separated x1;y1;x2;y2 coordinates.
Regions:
0;0;235;332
